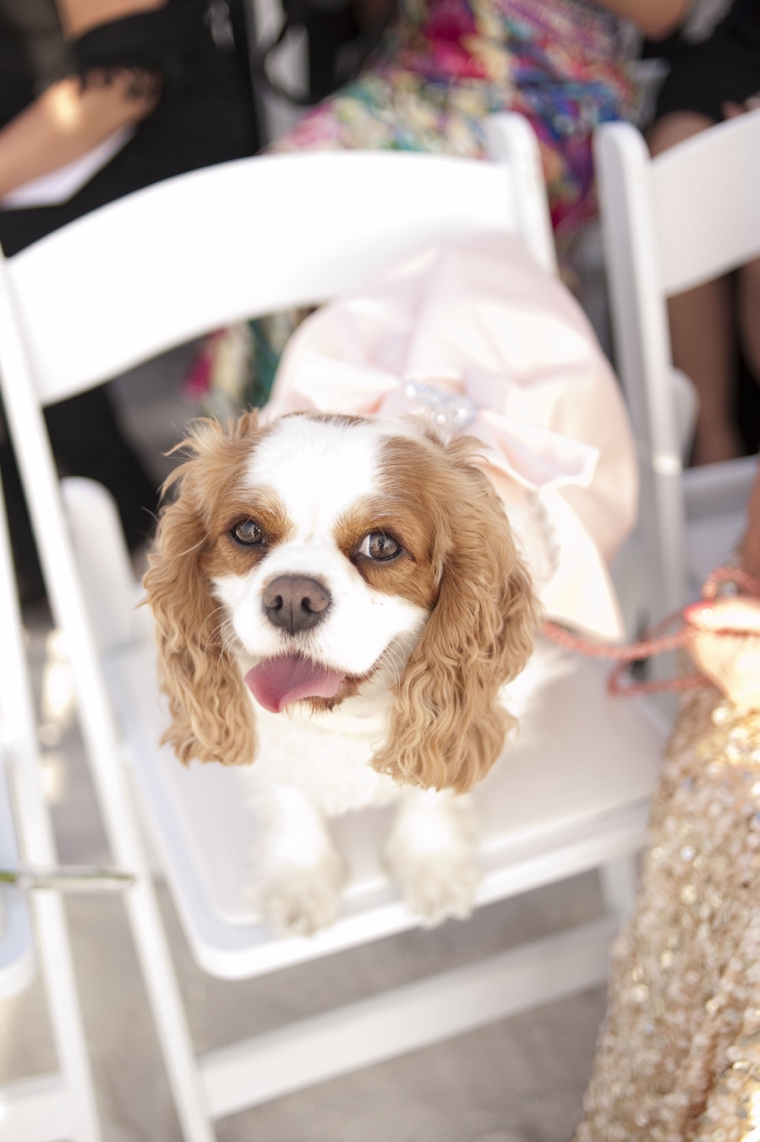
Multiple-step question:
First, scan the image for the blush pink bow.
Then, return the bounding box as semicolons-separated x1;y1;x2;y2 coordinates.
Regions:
264;352;599;496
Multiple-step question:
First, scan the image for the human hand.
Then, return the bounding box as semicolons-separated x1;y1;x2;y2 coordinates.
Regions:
722;92;760;119
686;596;760;710
0;70;159;199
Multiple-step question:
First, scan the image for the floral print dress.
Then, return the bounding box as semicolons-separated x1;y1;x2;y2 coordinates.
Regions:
274;0;635;249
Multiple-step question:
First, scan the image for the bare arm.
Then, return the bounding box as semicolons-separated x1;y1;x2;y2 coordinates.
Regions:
57;0;165;37
0;0;166;199
596;0;691;39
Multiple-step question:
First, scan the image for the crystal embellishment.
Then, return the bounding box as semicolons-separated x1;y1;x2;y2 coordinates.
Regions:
403;381;478;433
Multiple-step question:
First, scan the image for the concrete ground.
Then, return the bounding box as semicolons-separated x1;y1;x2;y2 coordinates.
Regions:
1;344;613;1142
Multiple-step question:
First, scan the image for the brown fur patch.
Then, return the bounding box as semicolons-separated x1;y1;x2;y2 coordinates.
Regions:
280;411;369;429
334;472;439;612
144;412;266;767
202;488;294;580
368;429;539;794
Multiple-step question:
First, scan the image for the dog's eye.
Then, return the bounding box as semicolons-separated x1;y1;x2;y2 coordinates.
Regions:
231;520;264;546
358;532;402;561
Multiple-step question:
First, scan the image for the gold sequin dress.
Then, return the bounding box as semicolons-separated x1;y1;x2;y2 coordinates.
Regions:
576;686;760;1142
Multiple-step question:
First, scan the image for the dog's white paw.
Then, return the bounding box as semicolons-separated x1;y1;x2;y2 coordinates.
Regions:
389;846;480;928
248;782;348;936
385;790;480;928
257;850;347;937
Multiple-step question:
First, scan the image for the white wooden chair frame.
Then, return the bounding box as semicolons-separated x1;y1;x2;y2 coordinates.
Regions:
0;474;100;1142
596;113;760;623
0;114;664;1141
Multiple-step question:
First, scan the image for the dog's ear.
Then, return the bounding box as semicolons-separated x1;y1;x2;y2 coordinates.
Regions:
143;415;260;766
373;437;536;794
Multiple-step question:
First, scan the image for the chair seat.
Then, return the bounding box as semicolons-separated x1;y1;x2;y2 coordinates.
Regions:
0;758;36;1000
105;635;666;980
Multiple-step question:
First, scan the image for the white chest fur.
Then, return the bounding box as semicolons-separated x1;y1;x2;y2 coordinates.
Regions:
242;701;400;816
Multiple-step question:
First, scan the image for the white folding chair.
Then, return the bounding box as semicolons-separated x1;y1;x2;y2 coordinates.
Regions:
0;113;665;1141
596;112;760;624
0;473;100;1142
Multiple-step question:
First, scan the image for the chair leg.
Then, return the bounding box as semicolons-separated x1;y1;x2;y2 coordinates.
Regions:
0;477;100;1142
33;894;101;1142
0;362;215;1141
599;854;639;925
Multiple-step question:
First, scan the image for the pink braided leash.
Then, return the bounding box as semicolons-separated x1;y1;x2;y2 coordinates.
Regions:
540;567;760;697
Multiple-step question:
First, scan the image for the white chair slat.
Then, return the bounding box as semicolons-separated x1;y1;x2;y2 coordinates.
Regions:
652;109;760;296
10;151;517;406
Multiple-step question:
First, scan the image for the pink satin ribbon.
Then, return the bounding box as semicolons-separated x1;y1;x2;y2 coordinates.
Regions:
264;353;600;497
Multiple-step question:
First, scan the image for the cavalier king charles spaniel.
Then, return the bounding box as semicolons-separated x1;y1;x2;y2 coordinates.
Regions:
144;409;536;935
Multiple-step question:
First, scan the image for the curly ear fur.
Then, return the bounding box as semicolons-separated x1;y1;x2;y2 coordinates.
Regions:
372;436;537;794
143;413;261;766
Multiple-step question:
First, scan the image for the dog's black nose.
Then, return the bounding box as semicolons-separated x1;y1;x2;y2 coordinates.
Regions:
263;575;331;634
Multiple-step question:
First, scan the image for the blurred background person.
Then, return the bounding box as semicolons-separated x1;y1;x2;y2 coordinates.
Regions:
270;0;689;260
0;0;255;600
193;0;688;417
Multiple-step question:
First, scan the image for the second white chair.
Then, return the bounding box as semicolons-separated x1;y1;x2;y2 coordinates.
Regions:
596;111;760;624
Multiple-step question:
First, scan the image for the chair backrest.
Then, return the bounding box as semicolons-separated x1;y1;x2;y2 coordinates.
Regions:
2;113;555;408
595;112;760;620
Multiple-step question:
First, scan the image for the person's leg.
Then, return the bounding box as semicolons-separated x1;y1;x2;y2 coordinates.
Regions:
739;255;760;382
740;259;760;581
666;273;739;464
741;455;760;583
649;112;742;464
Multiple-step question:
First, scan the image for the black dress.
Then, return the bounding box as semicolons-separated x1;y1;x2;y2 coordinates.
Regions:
656;0;760;125
0;0;256;600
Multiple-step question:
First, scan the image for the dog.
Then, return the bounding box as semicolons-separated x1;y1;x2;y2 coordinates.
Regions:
144;408;536;935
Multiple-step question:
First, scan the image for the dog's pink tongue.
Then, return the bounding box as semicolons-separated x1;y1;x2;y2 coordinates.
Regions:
245;655;345;713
